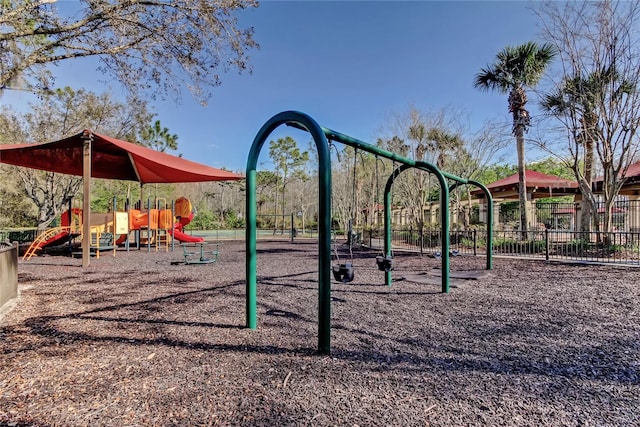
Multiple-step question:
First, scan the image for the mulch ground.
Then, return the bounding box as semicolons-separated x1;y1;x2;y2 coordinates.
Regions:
1;239;638;426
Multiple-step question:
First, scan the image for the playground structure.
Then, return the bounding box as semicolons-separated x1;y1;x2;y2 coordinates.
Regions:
23;207;126;260
124;196;205;248
246;111;494;354
23;196;203;260
0;130;242;266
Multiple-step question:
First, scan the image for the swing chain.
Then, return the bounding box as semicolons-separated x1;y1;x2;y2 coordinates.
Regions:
331;144;356;283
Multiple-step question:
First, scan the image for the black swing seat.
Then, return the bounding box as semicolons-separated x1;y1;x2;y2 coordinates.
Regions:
376;255;394;272
332;263;354;283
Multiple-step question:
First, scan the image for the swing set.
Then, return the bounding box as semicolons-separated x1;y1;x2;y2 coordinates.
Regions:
330;145;361;283
331;149;395;282
245;111;494;354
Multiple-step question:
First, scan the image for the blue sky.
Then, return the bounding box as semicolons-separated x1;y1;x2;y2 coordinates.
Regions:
3;1;544;172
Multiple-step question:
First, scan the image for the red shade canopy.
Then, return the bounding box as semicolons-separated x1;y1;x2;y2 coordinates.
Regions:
472;170;579;199
484;170;577;191
0;130;242;184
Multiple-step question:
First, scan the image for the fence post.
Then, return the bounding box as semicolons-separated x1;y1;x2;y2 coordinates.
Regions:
545;228;550;262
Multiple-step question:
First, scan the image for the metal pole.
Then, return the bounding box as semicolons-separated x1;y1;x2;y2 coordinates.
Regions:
147;198;151;252
81;131;92;267
545;228;550;261
246;169;257;329
67;198;73;254
246;111;332;354
125;198;130;252
435;170;450;294
171;200;175;252
450;180;493;270
468;180;493;270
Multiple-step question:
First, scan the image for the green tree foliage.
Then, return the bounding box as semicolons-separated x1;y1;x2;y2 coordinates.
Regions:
529;158;574;180
188;206;217;231
268;136;309;230
255;170;278;215
0;0;259;103
130;119;180;203
474;164;518;185
0;185;37;228
224;210;245;229
138;120;179;153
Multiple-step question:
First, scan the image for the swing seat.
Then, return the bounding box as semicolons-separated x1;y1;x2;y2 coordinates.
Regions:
376;255;394;272
332;263;355;283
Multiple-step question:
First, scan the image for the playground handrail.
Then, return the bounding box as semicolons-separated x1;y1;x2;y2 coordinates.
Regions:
22;226;72;260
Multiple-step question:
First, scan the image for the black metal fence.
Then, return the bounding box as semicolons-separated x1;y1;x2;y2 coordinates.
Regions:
362;228;481;256
379;227;640;265
493;229;640;264
8;224;640;266
0;228;38;245
510;199;640;232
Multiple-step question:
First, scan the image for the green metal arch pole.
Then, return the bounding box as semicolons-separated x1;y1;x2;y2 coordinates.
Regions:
383;162;450;292
246;111;333;354
469;180;494;270
448;181;494;270
383;165;409;287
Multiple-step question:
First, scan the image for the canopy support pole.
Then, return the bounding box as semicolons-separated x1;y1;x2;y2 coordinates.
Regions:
81;131;92;267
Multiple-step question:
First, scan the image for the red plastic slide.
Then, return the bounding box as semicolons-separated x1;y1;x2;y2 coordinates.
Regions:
171;229;204;243
170;203;204;242
37;231;71;249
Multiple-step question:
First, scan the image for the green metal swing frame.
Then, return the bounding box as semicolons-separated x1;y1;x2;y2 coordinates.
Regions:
246;111;493;354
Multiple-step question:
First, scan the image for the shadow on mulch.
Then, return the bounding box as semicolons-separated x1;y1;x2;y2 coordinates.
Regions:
2;240;639;426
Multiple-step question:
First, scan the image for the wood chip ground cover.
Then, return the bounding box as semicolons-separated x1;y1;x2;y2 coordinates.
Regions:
0;240;638;426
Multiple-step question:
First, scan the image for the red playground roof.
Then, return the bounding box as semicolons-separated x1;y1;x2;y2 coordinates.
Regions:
0;130;242;184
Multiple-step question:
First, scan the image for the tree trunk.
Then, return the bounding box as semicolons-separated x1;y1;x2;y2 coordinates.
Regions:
579;200;592;235
273;175;279;233
281;180;287;235
602;199;614;246
579;134;595;236
37;208;56;233
515;128;528;239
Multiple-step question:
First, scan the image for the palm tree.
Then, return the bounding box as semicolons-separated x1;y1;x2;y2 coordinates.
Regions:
474;42;556;236
542;72;603;235
541;66;635;237
424;127;464;169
